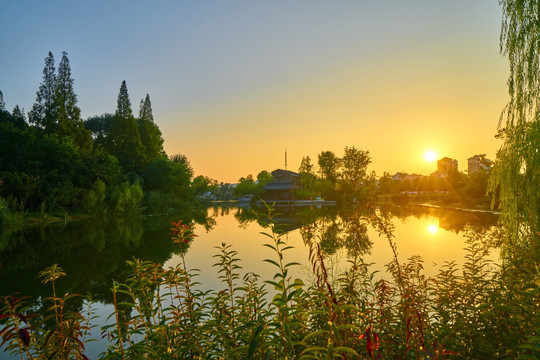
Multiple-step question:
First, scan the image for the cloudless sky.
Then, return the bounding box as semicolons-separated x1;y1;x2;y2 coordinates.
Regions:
1;1;508;183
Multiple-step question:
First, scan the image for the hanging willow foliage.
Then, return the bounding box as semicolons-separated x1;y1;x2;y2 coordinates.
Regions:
490;0;540;265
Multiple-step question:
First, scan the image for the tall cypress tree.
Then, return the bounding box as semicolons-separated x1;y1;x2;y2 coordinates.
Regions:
12;106;25;120
0;90;5;111
116;80;133;119
107;81;146;174
138;94;153;122
29;52;57;131
137;94;164;162
55;51;92;150
56;52;79;133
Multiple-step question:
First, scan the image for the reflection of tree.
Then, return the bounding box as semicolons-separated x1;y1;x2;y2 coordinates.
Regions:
234;207;259;229
296;205;373;258
0;204;216;307
343;222;371;259
377;203;498;233
320;223;342;255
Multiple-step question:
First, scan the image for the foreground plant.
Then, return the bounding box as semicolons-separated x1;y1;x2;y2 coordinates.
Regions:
38;264;89;360
0;294;33;359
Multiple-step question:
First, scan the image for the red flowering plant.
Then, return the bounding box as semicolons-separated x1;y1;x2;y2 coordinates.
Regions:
170;220;197;253
358;325;380;359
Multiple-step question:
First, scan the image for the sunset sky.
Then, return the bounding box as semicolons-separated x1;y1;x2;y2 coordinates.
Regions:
1;1;508;183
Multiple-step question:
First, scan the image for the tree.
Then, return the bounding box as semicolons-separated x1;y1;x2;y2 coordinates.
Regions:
55;51;92;150
12;106;24;120
29;52;57;131
234;175;256;197
142;154;192;195
318;151;340;184
299;156;314;175
137;94;164;162
169;153;194;180
341;146;371;190
0;90;5;110
256;170;273;186
107;81;146;174
490;1;540;264
191;175;216;198
138;94;154;122
377;172;398;195
84;113;114;144
168;153;194;197
298;156;316;199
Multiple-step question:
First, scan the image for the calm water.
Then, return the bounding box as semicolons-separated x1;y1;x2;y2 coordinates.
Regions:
0;204;499;358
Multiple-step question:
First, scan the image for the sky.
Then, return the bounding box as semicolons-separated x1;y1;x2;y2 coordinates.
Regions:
1;1;509;183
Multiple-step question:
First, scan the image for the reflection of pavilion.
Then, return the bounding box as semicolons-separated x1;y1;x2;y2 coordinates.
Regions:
261;206;304;233
240;204;338;234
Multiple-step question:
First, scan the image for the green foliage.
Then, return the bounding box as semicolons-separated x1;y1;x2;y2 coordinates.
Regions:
106;81;146;174
0;265;91;359
55;51;93;151
109;181;143;213
137;94;164;162
211;182;236;201
80;179;107;214
318;150;340;185
29;52;57;132
341;146;371;190
234;174;256;198
84;113;113;145
0;197;8;226
191;175;216;199
297;156;317;199
493;0;540;264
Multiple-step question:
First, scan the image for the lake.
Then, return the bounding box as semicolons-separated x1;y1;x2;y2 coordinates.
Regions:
0;203;499;358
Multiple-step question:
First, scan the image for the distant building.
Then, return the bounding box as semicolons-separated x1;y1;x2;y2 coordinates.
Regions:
263;169;302;202
468;155;491;173
436;157;458;175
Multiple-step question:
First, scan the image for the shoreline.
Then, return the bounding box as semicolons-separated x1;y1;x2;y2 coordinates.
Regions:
407;202;500;215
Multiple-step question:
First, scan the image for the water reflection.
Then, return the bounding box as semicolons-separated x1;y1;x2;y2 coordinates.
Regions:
0;206;215;304
428;224;438;234
0;204;499;306
0;204;501;359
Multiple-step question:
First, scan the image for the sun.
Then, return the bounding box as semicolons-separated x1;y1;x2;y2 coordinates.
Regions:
424;150;438;162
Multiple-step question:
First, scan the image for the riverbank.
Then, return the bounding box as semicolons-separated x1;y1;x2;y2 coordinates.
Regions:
409;202;500;215
0;211;91;228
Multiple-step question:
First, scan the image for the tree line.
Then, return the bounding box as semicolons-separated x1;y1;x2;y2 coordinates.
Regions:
0;51;213;222
230;146;373;203
231;147;491;207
